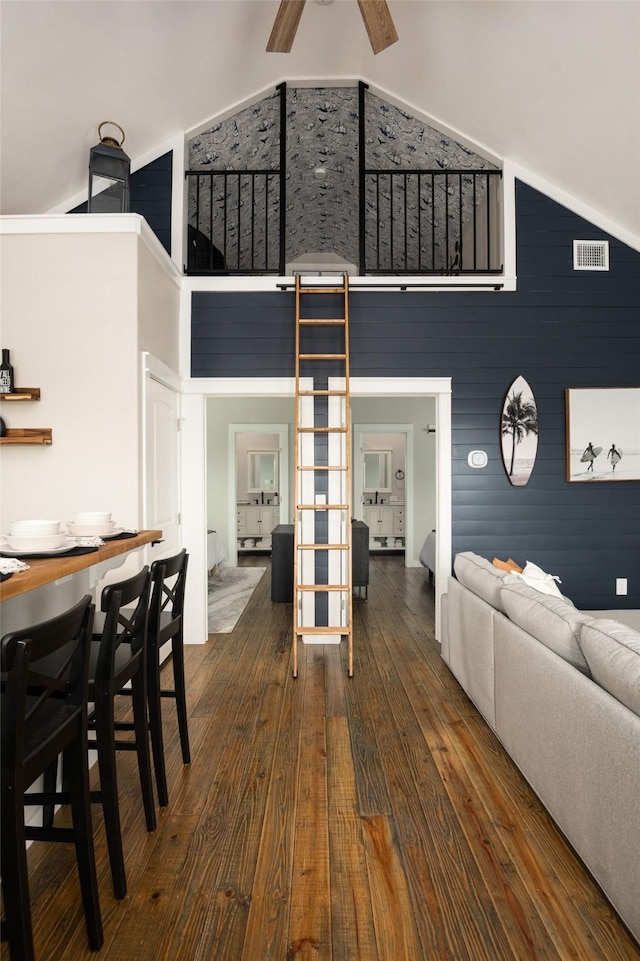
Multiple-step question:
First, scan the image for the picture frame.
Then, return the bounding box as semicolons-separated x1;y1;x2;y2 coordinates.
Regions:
565;387;640;482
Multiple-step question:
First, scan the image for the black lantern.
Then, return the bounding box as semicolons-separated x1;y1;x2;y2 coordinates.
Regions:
88;121;130;213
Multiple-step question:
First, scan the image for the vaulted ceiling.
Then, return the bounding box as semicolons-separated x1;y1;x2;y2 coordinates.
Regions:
1;0;638;243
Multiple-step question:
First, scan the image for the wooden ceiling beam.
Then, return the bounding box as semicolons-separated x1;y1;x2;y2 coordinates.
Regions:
266;0;307;53
357;0;399;54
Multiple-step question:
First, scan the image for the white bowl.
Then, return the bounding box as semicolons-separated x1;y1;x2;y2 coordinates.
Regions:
5;532;67;551
8;519;61;535
72;511;112;524
67;521;115;536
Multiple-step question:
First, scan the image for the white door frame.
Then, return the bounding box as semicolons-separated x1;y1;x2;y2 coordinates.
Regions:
141;351;182;557
181;376;451;644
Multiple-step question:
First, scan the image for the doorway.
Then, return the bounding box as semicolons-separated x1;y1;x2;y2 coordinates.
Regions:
181;377;451;644
353;424;415;560
228;423;289;566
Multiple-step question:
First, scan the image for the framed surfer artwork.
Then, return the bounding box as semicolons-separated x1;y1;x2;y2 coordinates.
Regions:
565;387;640;482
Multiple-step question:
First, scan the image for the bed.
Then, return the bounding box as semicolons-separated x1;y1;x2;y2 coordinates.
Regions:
207;530;227;573
419;529;436;582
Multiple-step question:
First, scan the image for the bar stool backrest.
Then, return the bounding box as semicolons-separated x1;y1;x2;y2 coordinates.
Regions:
94;567;151;680
1;595;95;785
149;549;188;636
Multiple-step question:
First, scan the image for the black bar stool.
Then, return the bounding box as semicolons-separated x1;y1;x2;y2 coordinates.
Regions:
87;565;157;899
1;595;103;961
147;549;190;806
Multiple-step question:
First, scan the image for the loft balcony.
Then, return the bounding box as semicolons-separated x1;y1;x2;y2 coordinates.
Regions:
184;82;503;281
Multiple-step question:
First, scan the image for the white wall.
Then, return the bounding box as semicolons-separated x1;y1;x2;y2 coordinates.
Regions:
0;230;140;529
0;218;182;633
137;237;181;365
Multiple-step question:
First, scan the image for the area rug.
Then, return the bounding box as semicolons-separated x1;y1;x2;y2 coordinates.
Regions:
207;565;266;633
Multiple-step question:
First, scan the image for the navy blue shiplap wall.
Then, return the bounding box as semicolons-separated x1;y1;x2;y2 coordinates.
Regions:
69;152;172;255
192;182;640;609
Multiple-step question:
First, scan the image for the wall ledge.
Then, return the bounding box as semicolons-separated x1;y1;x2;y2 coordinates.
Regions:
0;213;183;287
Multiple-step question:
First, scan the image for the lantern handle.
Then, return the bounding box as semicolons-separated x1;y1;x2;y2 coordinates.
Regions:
98;121;126;148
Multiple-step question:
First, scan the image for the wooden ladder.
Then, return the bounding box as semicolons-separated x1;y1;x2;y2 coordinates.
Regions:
293;274;353;678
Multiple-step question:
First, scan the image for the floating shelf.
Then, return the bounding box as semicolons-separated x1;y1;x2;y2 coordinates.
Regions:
0;428;52;445
0;386;51;444
0;388;41;401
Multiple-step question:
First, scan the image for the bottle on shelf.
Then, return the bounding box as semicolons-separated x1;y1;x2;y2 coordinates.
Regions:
0;349;15;393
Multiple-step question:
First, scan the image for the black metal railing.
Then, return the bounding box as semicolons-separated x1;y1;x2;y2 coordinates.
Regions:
361;168;503;275
185;170;284;274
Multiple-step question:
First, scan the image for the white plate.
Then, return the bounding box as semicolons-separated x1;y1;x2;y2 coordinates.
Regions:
0;538;78;557
99;528;126;540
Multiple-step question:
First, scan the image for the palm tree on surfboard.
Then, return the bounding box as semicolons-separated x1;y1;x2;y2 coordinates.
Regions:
501;390;539;477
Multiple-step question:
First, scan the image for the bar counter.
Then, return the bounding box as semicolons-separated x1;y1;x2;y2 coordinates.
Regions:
0;530;162;602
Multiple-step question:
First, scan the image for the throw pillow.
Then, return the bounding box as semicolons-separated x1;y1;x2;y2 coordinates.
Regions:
509;560;563;598
579;620;640;717
492;557;523;574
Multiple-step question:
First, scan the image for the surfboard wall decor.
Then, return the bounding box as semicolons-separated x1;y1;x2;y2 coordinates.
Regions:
501;376;539;487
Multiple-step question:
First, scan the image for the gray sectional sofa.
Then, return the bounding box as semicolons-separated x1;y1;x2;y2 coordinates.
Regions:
441;552;640;943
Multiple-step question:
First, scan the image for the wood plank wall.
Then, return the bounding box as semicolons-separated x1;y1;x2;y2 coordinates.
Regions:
191;181;640;610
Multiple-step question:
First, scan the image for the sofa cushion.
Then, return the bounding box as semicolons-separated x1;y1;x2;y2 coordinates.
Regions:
454;552;508;612
500;578;592;674
579;620;640;716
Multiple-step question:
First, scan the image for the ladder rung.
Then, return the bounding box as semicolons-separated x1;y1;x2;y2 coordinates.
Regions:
299;318;346;326
297;504;349;510
298;287;346;294
299;353;347;361
296;584;350;593
298;389;347;396
295;626;352;636
296;427;347;433
297;543;349;551
297;465;348;471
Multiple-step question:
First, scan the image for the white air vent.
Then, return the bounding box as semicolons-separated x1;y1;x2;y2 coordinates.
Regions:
573;240;609;271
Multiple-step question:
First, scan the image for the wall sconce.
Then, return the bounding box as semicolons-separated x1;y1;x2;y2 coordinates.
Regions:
88;121;130;213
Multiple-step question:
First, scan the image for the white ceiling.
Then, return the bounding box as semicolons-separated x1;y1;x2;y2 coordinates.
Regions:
1;0;639;243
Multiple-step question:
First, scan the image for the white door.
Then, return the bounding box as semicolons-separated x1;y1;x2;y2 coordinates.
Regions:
144;374;180;552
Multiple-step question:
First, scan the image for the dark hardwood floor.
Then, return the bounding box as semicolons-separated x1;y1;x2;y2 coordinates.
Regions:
3;555;639;960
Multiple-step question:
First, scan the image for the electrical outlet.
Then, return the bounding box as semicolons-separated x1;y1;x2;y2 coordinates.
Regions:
616;578;628;596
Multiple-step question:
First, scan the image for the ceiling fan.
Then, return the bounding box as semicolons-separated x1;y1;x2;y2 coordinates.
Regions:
267;0;399;55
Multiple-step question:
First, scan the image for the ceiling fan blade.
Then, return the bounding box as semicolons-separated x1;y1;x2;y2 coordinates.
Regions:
357;0;398;54
266;0;307;53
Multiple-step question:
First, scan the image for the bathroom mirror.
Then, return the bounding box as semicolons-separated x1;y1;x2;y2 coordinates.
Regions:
363;450;392;491
248;450;279;492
